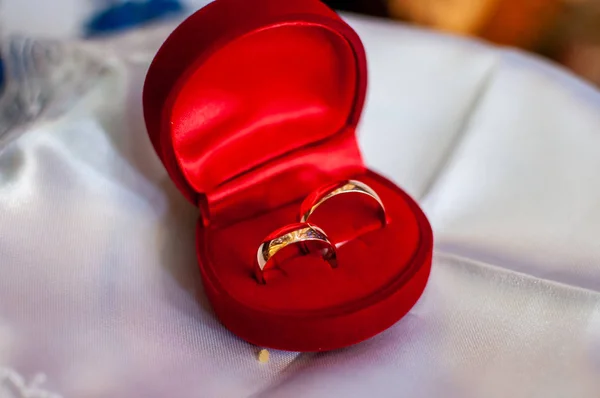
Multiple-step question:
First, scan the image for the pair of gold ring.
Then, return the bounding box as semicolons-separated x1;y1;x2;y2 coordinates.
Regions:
255;180;386;284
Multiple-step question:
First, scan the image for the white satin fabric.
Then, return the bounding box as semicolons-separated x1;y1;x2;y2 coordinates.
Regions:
1;15;600;398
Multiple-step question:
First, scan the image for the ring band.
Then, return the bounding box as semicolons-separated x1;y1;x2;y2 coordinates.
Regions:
256;223;337;284
300;180;387;224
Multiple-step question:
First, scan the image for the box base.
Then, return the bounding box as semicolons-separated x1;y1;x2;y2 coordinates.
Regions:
197;170;433;351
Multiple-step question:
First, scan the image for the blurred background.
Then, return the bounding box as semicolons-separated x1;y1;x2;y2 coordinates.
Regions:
333;0;600;86
2;0;600;87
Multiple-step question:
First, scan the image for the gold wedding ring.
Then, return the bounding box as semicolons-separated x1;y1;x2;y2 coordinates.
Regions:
256;222;337;284
299;180;387;224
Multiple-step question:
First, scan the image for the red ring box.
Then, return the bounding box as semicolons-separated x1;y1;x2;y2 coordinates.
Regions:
143;0;433;352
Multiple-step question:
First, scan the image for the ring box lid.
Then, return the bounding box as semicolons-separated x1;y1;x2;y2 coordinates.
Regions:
143;0;368;225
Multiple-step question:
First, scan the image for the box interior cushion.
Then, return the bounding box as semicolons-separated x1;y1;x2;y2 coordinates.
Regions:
198;171;422;312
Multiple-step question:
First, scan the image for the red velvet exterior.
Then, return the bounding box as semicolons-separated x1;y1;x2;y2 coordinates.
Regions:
143;0;433;351
143;0;366;216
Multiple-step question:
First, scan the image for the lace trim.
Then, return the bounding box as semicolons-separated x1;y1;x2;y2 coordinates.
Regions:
0;368;62;398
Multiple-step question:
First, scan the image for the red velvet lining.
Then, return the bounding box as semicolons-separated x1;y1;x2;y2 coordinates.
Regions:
168;23;362;223
170;24;356;193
